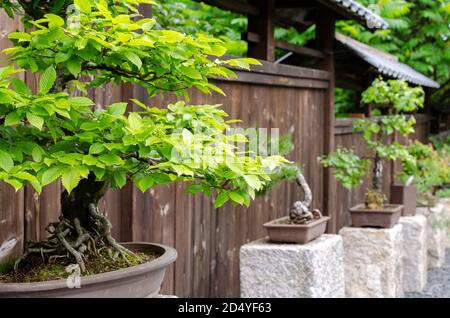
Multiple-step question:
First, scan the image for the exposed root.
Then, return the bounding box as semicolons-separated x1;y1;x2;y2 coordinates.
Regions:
14;204;143;274
289;172;323;224
88;203;140;265
57;230;86;272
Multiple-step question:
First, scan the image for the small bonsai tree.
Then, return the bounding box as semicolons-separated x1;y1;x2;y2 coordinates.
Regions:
0;0;288;277
399;141;450;206
256;133;322;224
321;78;424;209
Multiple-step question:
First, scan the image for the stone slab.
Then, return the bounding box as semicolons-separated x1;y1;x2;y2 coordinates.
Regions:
399;215;427;292
240;234;345;298
417;204;447;268
339;224;403;298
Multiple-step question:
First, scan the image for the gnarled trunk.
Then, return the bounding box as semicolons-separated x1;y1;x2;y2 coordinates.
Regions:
372;153;383;191
15;174;141;274
289;172;322;224
61;173;108;228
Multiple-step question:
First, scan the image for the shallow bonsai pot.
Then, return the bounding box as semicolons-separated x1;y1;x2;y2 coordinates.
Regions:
263;216;330;244
349;204;403;228
0;242;177;298
390;184;417;216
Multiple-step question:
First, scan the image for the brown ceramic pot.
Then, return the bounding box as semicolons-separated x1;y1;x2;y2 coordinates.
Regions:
263;216;330;244
349;204;403;228
390;184;417;216
0;242;177;298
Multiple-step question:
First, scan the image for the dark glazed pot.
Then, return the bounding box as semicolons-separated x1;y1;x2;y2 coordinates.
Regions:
263;216;330;244
349;204;403;228
390;184;417;216
0;242;177;298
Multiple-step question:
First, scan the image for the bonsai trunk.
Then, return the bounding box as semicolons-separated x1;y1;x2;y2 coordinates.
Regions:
61;174;108;228
372;153;383;192
365;153;386;209
15;173;141;274
289;172;322;224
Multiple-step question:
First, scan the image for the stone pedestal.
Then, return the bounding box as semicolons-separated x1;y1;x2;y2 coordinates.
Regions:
339;224;403;298
399;215;427;292
240;235;345;298
417;204;447;268
438;198;450;248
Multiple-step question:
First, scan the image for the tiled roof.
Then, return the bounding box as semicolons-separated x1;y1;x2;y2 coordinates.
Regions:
336;33;439;88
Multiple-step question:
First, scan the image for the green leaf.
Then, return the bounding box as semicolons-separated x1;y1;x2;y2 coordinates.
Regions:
157;30;183;43
45;14;65;27
179;66;202;80
99;153;124;165
124;52;142;69
150;172;171;184
229;190;244;205
0;150;14;172
39;66;57;94
8;32;31;41
89;143;105;154
11;78;32;95
107;103;128;116
208;45;227;56
26;112;44;130
92;166;105;180
61;166;88;193
243;175;262;190
70;96;94;106
67;56;81;77
31;146;43;162
0;90;14;104
5;178;23;191
135;175;154;192
214;191;229;208
74;0;92;13
186;183;203;194
128;112;143;130
113;170;127;188
82;155;97;166
4;111;21;126
55;51;72;64
41;166;62;186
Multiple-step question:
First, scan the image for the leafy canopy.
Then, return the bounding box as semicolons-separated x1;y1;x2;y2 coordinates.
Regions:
0;0;287;208
4;0;259;97
399;141;449;194
320;78;424;189
337;0;449;105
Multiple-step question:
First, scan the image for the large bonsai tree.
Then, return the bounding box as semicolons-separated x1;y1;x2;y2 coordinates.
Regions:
0;0;287;276
321;78;424;209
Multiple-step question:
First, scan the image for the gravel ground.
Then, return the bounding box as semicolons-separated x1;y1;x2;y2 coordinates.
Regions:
406;249;450;298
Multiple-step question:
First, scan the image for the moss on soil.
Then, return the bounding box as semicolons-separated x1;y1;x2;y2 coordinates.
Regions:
0;249;159;283
274;218;296;225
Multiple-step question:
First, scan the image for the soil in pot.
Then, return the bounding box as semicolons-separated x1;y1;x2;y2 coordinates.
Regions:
390;184;417;216
0;247;158;283
264;216;330;244
349;204;403;228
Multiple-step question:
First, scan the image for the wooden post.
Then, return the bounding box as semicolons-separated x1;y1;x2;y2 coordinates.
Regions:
315;10;337;233
424;87;432;136
247;0;275;62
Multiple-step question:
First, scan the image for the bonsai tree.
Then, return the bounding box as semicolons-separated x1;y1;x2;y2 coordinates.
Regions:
0;0;288;277
256;133;322;224
321;78;424;209
399;141;450;206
